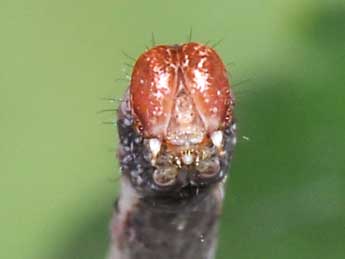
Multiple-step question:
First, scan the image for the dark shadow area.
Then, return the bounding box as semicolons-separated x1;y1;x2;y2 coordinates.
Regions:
218;5;345;259
299;4;345;58
218;73;345;259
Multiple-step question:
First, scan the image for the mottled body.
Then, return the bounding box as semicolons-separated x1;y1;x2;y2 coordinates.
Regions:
108;178;224;259
108;42;236;259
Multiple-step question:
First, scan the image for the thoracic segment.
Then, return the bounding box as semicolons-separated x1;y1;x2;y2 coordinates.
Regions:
117;91;236;195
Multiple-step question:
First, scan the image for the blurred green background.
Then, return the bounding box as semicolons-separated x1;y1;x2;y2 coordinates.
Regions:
1;0;344;258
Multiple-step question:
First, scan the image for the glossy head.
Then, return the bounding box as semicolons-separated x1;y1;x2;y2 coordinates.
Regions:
130;42;232;141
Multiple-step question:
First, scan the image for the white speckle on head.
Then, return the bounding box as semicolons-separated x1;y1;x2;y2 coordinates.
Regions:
169;63;177;69
210;107;218;113
153;65;162;73
152;106;163;117
152;90;164;100
183;55;189;67
140;79;144;84
155;70;171;92
198;49;208;56
193;69;209;93
197;57;207;69
166;48;172;55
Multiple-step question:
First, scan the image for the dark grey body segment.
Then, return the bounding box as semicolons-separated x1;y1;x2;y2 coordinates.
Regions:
108;179;224;259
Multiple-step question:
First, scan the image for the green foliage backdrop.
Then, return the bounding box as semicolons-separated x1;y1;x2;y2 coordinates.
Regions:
1;0;344;258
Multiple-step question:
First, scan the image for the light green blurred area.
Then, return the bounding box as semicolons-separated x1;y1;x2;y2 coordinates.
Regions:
0;0;344;258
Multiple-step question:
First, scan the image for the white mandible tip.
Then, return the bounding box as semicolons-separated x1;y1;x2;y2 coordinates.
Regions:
182;152;194;165
149;138;161;157
210;130;223;148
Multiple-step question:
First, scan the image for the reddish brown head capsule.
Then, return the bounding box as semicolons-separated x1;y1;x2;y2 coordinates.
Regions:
130;42;233;140
122;42;235;189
